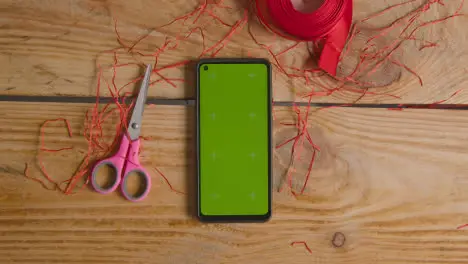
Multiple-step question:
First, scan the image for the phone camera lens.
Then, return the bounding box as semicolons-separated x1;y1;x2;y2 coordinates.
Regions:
204;65;208;71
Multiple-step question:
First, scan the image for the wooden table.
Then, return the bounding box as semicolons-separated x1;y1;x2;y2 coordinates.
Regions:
1;0;468;263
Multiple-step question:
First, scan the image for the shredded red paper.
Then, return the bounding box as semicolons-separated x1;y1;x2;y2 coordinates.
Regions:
24;0;465;200
291;241;313;254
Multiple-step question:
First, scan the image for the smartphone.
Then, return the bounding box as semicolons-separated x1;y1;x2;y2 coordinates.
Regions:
196;58;272;222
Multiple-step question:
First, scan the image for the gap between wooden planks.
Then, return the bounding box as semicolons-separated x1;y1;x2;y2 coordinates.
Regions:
0;0;467;104
1;102;468;263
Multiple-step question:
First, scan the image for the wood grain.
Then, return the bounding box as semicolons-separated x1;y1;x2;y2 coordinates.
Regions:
1;102;468;263
0;0;467;103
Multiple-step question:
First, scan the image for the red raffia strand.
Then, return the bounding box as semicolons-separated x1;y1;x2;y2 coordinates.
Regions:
199;10;249;57
291;241;313;254
431;89;463;105
23;163;55;190
457;224;468;230
336;0;462;97
40;147;74;152
112;0;233;64
150;0;462;198
270;0;464;194
418;42;438;50
154;167;186;195
298;140;317;194
112;25;187;89
352;1;459;76
107;1;241;93
49;3;230;194
35;118;74;191
361;0;418;22
35;0;465;197
277;105;303;193
276;98;319;195
387;57;423;86
387;89;464;110
64;68;106;194
406;35;439;50
298;97;318;194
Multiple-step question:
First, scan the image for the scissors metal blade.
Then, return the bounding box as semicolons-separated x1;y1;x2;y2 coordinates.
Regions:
127;64;152;141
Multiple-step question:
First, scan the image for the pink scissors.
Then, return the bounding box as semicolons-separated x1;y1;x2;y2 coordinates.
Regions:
91;64;152;201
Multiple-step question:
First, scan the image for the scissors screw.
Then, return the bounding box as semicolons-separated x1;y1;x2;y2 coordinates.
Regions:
131;123;139;129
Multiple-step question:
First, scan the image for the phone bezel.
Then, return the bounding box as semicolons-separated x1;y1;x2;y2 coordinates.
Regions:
196;58;272;223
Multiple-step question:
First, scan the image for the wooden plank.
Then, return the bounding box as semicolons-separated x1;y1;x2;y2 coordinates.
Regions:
0;0;467;103
1;102;468;263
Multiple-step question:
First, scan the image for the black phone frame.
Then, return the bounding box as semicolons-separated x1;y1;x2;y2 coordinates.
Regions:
196;58;272;223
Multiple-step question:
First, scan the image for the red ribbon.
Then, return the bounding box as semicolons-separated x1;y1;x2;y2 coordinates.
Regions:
256;0;353;76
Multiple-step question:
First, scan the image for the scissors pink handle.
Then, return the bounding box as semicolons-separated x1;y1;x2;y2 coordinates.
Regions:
91;135;151;202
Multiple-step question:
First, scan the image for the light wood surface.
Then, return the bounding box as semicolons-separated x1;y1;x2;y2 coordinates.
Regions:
0;0;467;103
2;102;468;263
2;0;468;263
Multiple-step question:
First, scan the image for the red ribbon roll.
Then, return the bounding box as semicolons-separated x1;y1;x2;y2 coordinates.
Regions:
256;0;353;76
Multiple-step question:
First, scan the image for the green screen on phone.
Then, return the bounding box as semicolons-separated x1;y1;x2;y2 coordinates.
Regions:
197;59;271;221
